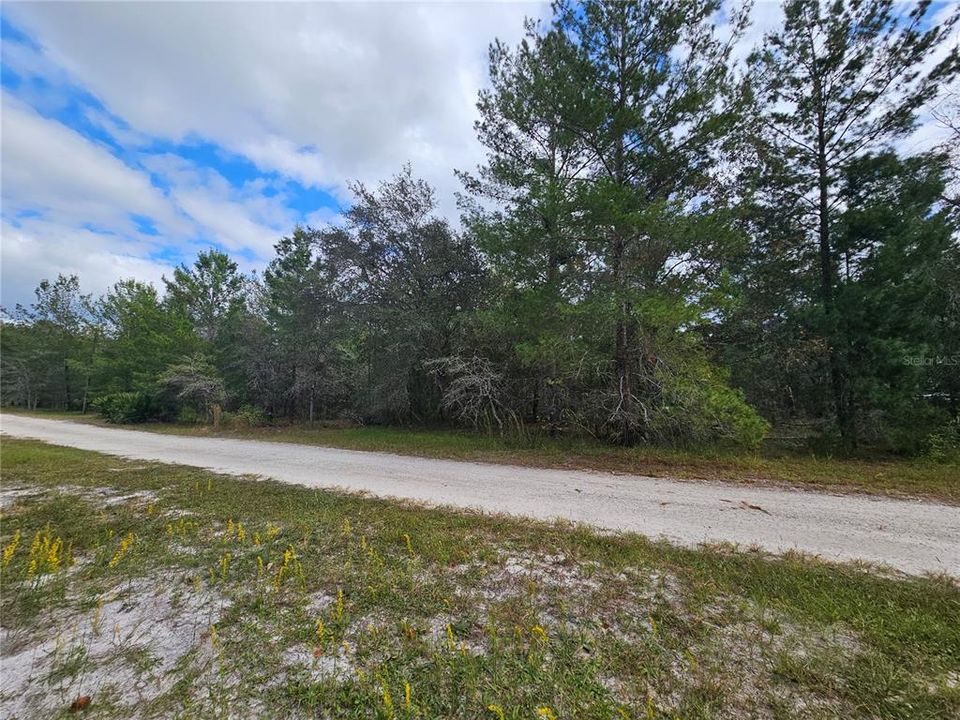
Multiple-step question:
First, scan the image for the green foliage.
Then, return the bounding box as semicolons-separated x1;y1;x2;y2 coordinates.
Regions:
924;419;960;463
458;0;760;445
163;250;245;344
176;406;201;425
652;364;770;449
1;274;100;411
95;279;200;395
232;404;269;428
94;392;157;424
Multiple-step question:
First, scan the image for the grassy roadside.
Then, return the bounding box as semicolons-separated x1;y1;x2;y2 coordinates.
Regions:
2;438;959;719
4;408;959;503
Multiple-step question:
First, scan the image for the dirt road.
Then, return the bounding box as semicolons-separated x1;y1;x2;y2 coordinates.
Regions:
3;414;957;576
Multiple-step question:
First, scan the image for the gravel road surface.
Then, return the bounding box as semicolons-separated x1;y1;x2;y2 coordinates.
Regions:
3;414;957;576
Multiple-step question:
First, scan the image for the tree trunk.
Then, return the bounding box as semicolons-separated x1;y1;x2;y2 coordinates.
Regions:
817;102;853;447
82;330;100;415
611;16;635;445
212;403;222;429
613;236;634;444
63;358;72;410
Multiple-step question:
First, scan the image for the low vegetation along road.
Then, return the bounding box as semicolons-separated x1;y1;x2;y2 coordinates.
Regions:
3;414;958;577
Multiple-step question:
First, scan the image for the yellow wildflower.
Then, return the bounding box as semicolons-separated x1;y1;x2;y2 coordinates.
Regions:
381;678;394;719
445;623;456;652
92;597;104;634
46;537;63;572
531;625;548;643
487;705;506;720
3;530;21;566
108;531;135;568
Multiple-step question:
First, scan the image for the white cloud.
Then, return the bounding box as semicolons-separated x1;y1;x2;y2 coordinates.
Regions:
3;1;548;215
1;219;171;310
139;153;298;258
0;98;301;305
0;93;179;235
238;137;335;196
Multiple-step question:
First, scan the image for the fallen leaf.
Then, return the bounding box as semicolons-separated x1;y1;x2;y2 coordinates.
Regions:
70;696;91;712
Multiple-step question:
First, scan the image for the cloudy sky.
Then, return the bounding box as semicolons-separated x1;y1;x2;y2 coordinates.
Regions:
0;1;952;309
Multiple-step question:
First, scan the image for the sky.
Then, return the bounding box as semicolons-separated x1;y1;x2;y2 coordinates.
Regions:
0;1;954;309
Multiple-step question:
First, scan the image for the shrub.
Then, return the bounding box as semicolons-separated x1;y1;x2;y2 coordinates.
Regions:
924;417;960;463
233;404;269;428
94;392;157;424
620;345;769;449
651;372;770;449
868;401;952;456
176;406;201;425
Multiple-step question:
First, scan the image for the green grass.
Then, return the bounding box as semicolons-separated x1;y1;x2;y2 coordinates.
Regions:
6;408;959;502
1;438;958;719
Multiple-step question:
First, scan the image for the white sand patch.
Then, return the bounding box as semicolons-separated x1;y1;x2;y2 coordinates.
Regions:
478;552;603;602
424;614;487;657
61;485;158;507
0;573;226;718
304;591;334;614
281;643;354;684
0;486;45;510
0;483;158;514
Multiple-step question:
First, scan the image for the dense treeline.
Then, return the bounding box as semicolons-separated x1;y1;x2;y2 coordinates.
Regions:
3;0;959;456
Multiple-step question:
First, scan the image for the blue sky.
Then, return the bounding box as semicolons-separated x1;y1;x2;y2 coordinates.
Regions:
0;1;953;309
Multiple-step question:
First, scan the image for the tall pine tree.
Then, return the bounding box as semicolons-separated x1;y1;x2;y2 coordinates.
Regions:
747;0;959;444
